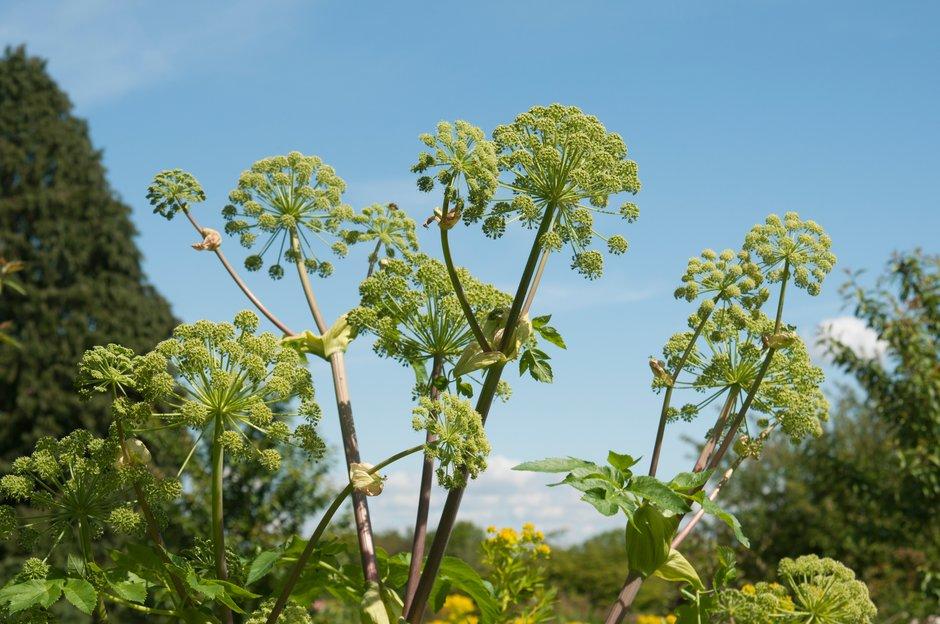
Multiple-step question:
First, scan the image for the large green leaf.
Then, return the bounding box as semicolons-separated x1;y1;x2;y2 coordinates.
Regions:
439;557;498;624
669;470;714;492
625;504;681;578
62;577;97;614
630;476;691;514
695;493;750;547
607;450;640;472
654;549;705;590
0;579;63;613
513;457;594;473
247;549;282;585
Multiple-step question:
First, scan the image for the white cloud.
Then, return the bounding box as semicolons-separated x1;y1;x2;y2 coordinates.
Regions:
814;316;887;362
365;454;621;545
0;0;304;107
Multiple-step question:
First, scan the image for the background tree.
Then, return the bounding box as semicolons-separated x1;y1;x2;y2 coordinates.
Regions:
0;46;178;468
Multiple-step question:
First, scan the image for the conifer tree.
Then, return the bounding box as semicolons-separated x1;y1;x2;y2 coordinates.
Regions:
0;46;177;468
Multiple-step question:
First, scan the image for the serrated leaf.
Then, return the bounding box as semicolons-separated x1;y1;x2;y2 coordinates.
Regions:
111;573;147;604
654;549;705;590
0;579;64;613
669;470;714;492
630;476;692;514
580;488;619;516
247;549;281;585
62;578;97;614
696;494;750;547
535;324;567;349
513;457;593;473
531;314;551;329
607;450;640;472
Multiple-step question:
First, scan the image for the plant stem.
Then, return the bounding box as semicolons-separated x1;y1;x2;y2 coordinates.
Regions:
210;416;233;624
648;295;720;477
182;208;294;336
403;356;444;614
521;249;550;317
114;419;191;607
366;239;382;277
289;230;380;583
406;203;558;623
671;466;736;548
80;522;108;623
264;444;424;624
603;268;793;621
693;388;739;472
441;227;491;352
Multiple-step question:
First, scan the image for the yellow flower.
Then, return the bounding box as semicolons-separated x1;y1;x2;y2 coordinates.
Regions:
742;583;757;596
498;527;519;545
535;544;551;556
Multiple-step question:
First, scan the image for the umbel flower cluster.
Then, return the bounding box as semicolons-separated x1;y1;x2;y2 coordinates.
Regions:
348;253;511;373
414;105;642;280
654;212;834;447
222;151;354;279
412;393;491;489
137;310;324;470
341;202;420;267
715;555;877;623
0;430;169;562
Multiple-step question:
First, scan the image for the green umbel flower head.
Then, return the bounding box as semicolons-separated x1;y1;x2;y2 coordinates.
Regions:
412;393;491;489
348;254;511;371
342;202;419;263
246;599;312;624
76;344;136;398
487;104;641;279
716;556;876;624
660;308;828;440
674;248;767;311
0;431;136;551
147;169;206;220
412;120;499;217
136;311;324;471
223;151;352;279
743;212;836;296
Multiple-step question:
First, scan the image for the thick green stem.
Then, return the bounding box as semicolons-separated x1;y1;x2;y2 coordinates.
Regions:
403;356;444;614
441;227;491;352
114;420;191;608
366;239;383;277
210;416;233;624
264;444;424;624
80;523;108;623
406;203;558;623
290;229;380;583
648;294;720;477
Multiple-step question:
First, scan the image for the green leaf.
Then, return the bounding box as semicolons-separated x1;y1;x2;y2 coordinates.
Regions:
630;476;691;514
62;578;97;614
410;360;428;387
519;349;554;383
438;557;498;624
534;321;567;349
247;549;282;585
111;573;147;604
696;494;750;547
607;451;640;472
531;314;552;329
669;470;714;492
281;314;357;361
0;579;64;613
454;350;507;378
625;504;681;578
713;545;738;590
513;457;594;473
456;377;474;398
654;549;705;590
580;488;619;516
360;581;390;624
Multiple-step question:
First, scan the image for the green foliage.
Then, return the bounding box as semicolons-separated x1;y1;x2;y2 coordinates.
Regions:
0;45;178;469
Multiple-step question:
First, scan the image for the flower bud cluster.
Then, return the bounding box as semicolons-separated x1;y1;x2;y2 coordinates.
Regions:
222;151;352;279
743;212;836;296
342;202;419;262
146;169;206;220
412;393;491;489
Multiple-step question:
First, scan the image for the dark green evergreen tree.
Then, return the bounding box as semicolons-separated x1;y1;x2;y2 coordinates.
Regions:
0;46;178;468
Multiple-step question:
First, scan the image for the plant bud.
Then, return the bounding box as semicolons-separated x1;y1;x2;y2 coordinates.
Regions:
192;228;221;251
349;462;384;496
649;358;673;386
118;438;152;466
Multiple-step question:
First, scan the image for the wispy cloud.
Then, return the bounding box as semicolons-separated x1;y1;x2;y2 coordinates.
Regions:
366;454;621;544
0;0;304;107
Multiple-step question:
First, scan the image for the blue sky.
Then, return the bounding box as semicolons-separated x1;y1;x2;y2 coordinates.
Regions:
3;0;938;541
